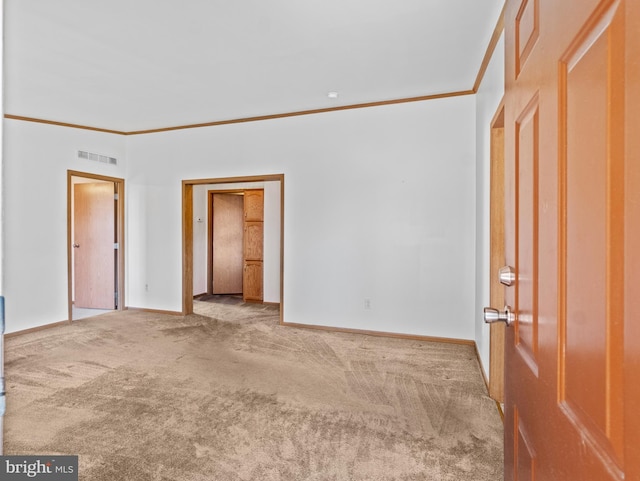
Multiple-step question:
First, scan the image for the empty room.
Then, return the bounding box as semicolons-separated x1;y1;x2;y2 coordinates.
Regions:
0;1;638;480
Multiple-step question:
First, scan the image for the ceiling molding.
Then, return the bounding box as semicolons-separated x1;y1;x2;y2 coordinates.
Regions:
4;6;505;136
125;90;475;136
4;90;475;136
4;114;127;135
472;2;506;93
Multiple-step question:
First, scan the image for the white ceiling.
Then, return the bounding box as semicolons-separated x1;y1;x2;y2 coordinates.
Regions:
4;0;504;132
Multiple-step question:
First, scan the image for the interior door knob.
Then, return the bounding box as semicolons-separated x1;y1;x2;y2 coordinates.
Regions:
72;243;80;248
484;305;515;326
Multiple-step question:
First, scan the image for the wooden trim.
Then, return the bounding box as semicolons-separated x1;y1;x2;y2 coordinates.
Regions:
182;183;194;315
67;170;125;184
474;341;491;392
5;320;71;339
126;307;183;316
279;177;285;326
281;321;475;346
182;174;284;323
471;341;505;423
488;102;506;403
491;98;506;128
67;171;126;321
186;174;285;186
208;192;213;295
472;3;506;93
125;91;475;135
5;114;127;135
5;90;475;137
116;180;126;313
67;174;73;323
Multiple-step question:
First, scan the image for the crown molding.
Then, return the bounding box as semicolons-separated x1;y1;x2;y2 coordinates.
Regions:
473;3;506;93
4;4;505;136
125;90;475;135
4;114;127;135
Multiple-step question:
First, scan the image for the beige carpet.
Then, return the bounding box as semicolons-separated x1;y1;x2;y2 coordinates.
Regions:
4;301;503;480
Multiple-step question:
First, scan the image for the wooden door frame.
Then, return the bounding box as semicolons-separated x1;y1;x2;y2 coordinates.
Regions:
182;174;284;323
67;170;126;321
489;99;505;402
207;189;246;296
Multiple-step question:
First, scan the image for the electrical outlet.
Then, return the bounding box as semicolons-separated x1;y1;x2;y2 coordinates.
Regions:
364;298;371;310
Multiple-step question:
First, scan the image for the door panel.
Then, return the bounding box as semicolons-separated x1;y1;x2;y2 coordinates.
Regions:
212;193;244;294
74;182;115;309
514;94;539;376
244;190;264;221
243;190;263;302
244;222;264;261
557;0;625;466
515;410;536;481
503;0;636;479
243;261;263;302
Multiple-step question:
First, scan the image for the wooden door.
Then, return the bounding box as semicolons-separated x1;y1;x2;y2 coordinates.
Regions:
243;190;263;302
503;0;639;479
73;182;115;309
211;193;244;294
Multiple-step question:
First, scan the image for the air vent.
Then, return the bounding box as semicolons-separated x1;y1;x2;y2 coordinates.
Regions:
77;150;117;166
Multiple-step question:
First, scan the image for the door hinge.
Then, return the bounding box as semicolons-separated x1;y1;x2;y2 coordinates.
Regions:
115;291;118;307
114;193;119;200
114;242;119;249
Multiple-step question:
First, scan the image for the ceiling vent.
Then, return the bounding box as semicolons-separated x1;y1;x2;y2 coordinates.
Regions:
77;150;117;166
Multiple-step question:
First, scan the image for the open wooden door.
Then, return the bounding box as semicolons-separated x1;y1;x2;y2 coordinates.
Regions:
488;0;640;479
211;193;244;294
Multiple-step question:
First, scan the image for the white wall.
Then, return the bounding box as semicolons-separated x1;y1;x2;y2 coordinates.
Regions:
192;181;281;302
474;34;505;377
126;97;477;340
3;95;479;341
3;119;127;332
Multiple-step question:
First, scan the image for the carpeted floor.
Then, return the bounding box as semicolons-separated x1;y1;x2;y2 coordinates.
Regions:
4;300;503;480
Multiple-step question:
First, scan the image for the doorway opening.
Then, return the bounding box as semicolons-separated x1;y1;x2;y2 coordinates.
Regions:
67;170;125;321
182;174;284;323
207;189;265;302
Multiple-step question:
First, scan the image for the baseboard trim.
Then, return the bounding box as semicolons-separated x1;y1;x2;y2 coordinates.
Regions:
127;307;183;316
5;320;72;339
474;342;491;392
280;321;474;346
473;342;505;423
